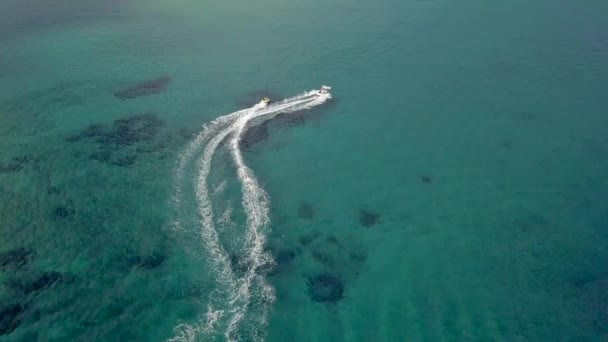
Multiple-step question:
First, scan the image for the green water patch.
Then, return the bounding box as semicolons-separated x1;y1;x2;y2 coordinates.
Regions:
0;76;209;340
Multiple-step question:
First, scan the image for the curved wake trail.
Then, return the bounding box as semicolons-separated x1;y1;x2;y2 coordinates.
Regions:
171;90;332;341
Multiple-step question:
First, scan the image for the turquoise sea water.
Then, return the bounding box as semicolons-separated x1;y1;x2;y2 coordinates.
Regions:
1;0;608;340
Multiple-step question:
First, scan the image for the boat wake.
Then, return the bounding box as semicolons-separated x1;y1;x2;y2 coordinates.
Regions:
170;88;332;341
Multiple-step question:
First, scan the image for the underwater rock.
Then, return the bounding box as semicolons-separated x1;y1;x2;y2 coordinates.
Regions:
0;304;25;335
307;272;344;303
26;272;63;293
111;154;137;167
110;113;165;146
89;149;112;163
349;251;367;264
359;209;381;227
577;277;608;330
53;205;74;219
46;186;62;195
177;127;197;141
112;252;142;272
298;203;315;219
0;247;34;271
66;123;107;142
311;249;334;267
139;253;166;270
265;247;298;277
326;235;342;248
276;97;338;128
420;175;433;184
280;112;306;127
0;161;23;173
299;231;320;246
54;206;69;218
0;155;36;173
230;253;249;274
34;272;62;291
80;123;107;138
76;113;164;148
77;113;166;167
240;122;270;149
275;249;296;265
114;77;171;100
136;138;168;154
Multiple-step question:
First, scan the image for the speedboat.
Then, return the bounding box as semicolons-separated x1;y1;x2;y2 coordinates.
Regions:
318;85;331;94
261;96;271;105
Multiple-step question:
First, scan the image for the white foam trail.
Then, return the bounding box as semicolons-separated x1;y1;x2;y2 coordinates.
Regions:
224;92;332;340
172;107;251;230
170;89;331;342
213;180;228;196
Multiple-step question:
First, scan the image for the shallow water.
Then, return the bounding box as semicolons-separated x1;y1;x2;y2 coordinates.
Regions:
1;0;608;340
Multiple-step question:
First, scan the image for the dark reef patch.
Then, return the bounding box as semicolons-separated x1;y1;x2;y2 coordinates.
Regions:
177;127;197;141
299;231;320;246
577;277;608;331
0;155;39;173
25;271;63;293
53;202;75;219
240;122;270;149
111;250;166;271
307;272;344;303
54;206;70;218
109;113;165;146
89;149;112;163
275;248;296;265
349;251;367;264
69;113;167;167
326;235;341;247
46;186;62;195
359;209;381;227
298;203;315;219
7;271;68;296
420;175;433;184
0;247;34;271
114;77;171;100
0;82;88;116
139;253;166;270
0;303;26;336
265;247;297;277
237;91;336;149
112;154;137;167
112;251;143;272
230;253;249;275
274;97;338;128
311;249;334;267
0;160;23;173
66;123;107;142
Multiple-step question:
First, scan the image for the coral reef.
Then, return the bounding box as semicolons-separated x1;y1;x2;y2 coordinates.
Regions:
139;253;166;270
240;122;270;149
299;230;320;246
359;209;381;227
0;304;26;335
0;247;33;271
307;272;344;303
298;203;315;219
114;77;171;100
67;113;167;167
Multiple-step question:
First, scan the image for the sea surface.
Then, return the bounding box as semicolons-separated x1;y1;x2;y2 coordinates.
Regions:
1;0;608;341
